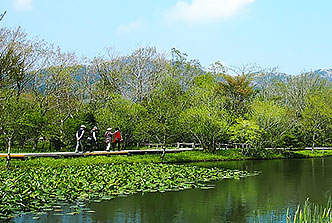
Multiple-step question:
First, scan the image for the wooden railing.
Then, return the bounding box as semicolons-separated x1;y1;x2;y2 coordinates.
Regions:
143;143;164;148
216;143;251;150
177;142;195;149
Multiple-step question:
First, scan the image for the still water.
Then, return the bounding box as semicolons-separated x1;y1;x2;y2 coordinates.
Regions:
14;157;332;222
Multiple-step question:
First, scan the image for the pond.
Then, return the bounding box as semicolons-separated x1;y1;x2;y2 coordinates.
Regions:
13;157;332;222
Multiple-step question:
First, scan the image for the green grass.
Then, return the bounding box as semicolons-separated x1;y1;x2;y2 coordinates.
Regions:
1;148;331;169
3;145;332;162
293;150;332;158
0;149;285;168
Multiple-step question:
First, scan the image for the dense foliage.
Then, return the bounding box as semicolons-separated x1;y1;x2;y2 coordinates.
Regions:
1;26;332;153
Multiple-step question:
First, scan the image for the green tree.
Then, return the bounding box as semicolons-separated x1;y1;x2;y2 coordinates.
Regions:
180;73;231;152
95;95;146;147
180;106;231;152
0;27;49;155
302;90;332;151
0;27;48;97
36;48;80;149
0;94;21;155
0;93;47;155
142;76;187;145
250;100;295;148
228;117;262;154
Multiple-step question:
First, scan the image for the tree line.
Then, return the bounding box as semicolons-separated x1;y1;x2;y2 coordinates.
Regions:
1;26;332;153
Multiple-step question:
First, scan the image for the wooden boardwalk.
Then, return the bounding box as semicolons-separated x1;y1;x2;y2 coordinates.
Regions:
0;148;194;159
2;146;330;160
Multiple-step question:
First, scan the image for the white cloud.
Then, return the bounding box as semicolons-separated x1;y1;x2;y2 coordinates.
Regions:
13;0;33;11
165;0;254;23
117;18;143;34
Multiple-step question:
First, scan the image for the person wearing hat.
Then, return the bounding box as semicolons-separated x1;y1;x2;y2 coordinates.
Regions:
75;125;86;153
105;127;113;152
88;126;98;152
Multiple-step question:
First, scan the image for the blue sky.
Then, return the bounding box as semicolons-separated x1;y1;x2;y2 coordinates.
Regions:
1;0;332;74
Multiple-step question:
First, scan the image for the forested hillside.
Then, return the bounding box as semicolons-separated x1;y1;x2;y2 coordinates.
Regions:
1;27;332;153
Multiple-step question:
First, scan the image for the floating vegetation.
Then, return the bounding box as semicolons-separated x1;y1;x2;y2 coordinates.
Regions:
0;162;259;220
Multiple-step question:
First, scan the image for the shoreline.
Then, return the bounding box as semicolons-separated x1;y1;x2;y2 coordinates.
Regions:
1;149;332;167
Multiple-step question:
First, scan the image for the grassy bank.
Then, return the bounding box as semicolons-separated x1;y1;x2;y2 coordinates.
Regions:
2;146;332;162
1;148;332;170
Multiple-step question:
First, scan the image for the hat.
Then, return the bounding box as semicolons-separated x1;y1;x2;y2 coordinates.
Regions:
107;127;112;131
80;125;86;128
93;126;98;130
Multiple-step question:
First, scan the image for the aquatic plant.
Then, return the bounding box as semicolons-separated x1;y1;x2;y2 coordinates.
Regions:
0;160;258;220
286;198;332;223
252;198;332;223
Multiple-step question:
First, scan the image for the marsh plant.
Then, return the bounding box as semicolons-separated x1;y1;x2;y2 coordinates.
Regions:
252;198;332;223
0;158;258;220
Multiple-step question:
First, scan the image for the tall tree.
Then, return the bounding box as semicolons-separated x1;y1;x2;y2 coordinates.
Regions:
0;27;48;157
122;46;167;102
0;27;48;97
89;48;123;105
217;73;254;117
257;72;331;117
250;100;296;148
169;48;205;91
33;47;80;148
180;73;231;152
142;76;186;145
302;90;332;151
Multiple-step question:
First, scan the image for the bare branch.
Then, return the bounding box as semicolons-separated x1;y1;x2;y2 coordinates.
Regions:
0;11;6;22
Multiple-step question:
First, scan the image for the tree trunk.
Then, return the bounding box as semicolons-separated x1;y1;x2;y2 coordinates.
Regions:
6;137;12;168
33;138;38;151
311;133;316;153
60;119;65;149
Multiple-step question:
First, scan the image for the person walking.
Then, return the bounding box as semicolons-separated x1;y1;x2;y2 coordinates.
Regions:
105;127;113;152
89;126;98;152
112;127;122;151
75;125;86;153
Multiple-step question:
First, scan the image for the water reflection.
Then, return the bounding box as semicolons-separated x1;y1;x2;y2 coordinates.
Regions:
13;157;332;223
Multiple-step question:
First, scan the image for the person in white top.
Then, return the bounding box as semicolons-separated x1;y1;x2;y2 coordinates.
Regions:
105;127;113;151
75;125;86;153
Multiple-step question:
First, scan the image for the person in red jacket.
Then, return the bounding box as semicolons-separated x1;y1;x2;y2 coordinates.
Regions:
112;127;122;151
